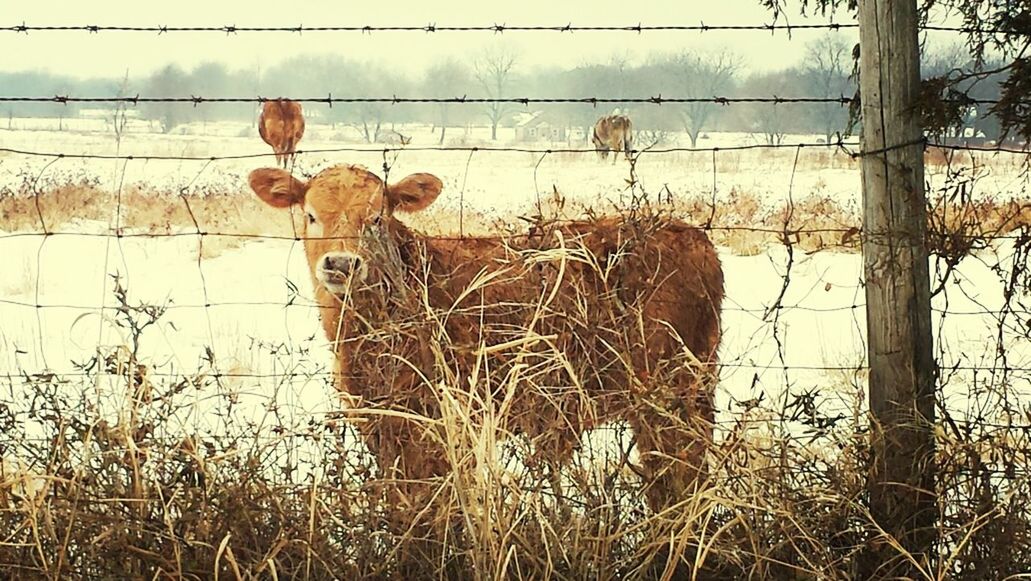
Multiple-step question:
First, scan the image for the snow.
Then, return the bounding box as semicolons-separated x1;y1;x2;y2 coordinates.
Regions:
1;121;1029;472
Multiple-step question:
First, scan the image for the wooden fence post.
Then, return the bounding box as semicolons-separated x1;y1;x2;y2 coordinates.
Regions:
857;0;937;576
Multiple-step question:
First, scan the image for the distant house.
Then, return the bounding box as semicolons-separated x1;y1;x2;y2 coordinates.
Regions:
515;111;567;142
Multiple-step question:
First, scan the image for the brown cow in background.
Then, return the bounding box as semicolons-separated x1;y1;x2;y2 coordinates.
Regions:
248;163;723;574
592;113;633;162
258;99;305;168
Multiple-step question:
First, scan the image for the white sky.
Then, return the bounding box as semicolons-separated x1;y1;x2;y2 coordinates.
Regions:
2;1;863;80
0;0;971;86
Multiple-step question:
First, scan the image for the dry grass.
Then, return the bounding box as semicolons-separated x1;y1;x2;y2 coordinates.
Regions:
645;145;860;174
3;160;1031;578
0;261;843;580
4;303;1028;578
2;150;1028;263
0;179;499;259
669;189;861;255
3;212;1031;580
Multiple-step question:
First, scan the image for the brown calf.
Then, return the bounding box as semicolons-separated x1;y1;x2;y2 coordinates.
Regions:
258;99;305;168
248;163;724;570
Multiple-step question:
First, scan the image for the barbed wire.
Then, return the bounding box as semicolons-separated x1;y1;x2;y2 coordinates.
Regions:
1;22;859;34
0;22;1026;36
1;94;1024;108
0;95;859;106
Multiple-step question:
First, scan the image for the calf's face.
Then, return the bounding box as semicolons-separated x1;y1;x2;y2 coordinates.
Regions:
248;165;443;296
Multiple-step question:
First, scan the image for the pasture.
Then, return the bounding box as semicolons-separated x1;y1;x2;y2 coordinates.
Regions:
2;119;1031;578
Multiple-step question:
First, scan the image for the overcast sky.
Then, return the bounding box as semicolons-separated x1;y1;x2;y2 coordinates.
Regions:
1;1;862;79
0;1;968;83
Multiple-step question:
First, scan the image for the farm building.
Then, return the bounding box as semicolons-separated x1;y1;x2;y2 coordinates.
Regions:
514;111;567;142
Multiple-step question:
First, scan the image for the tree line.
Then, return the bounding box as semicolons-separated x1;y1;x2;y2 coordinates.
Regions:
0;35;1007;144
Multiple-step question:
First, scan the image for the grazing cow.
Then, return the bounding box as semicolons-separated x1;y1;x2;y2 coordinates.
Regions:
592;113;634;162
248;163;723;572
258;99;305;168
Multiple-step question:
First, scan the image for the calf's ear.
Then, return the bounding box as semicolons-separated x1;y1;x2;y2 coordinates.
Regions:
249;168;308;208
386;173;443;214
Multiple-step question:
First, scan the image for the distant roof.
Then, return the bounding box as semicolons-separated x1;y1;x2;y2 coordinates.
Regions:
516;110;563;127
513;111;541;127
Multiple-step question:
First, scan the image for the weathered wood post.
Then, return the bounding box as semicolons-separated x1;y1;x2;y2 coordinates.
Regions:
857;0;937;576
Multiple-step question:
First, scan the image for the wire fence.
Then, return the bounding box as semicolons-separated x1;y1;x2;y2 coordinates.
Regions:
2;16;1031;580
0;95;863;105
0;21;1026;35
3;136;1029;426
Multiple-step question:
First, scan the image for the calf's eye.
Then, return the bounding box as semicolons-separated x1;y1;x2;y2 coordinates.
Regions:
306;212;317;225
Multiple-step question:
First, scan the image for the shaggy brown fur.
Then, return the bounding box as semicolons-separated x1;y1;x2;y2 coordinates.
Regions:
592;114;634;163
248;163;724;571
257;99;305;168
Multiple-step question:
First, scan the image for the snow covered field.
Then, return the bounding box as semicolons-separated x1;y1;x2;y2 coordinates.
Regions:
1;121;1029;457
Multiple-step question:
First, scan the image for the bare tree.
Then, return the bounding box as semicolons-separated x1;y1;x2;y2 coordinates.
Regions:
607;52;634;103
921;41;984;141
553;64;610;144
348;67;383;143
741;70;798;145
142;65;192;133
803;33;854;142
662;50;741;147
353;103;384;143
331;66;411;144
190;62;233;130
350;69;411;143
424;59;473;145
107;69;131;150
474;46;518;141
922;41;970;79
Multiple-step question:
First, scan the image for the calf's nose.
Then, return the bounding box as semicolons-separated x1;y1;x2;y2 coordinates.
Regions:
321;253;362;275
